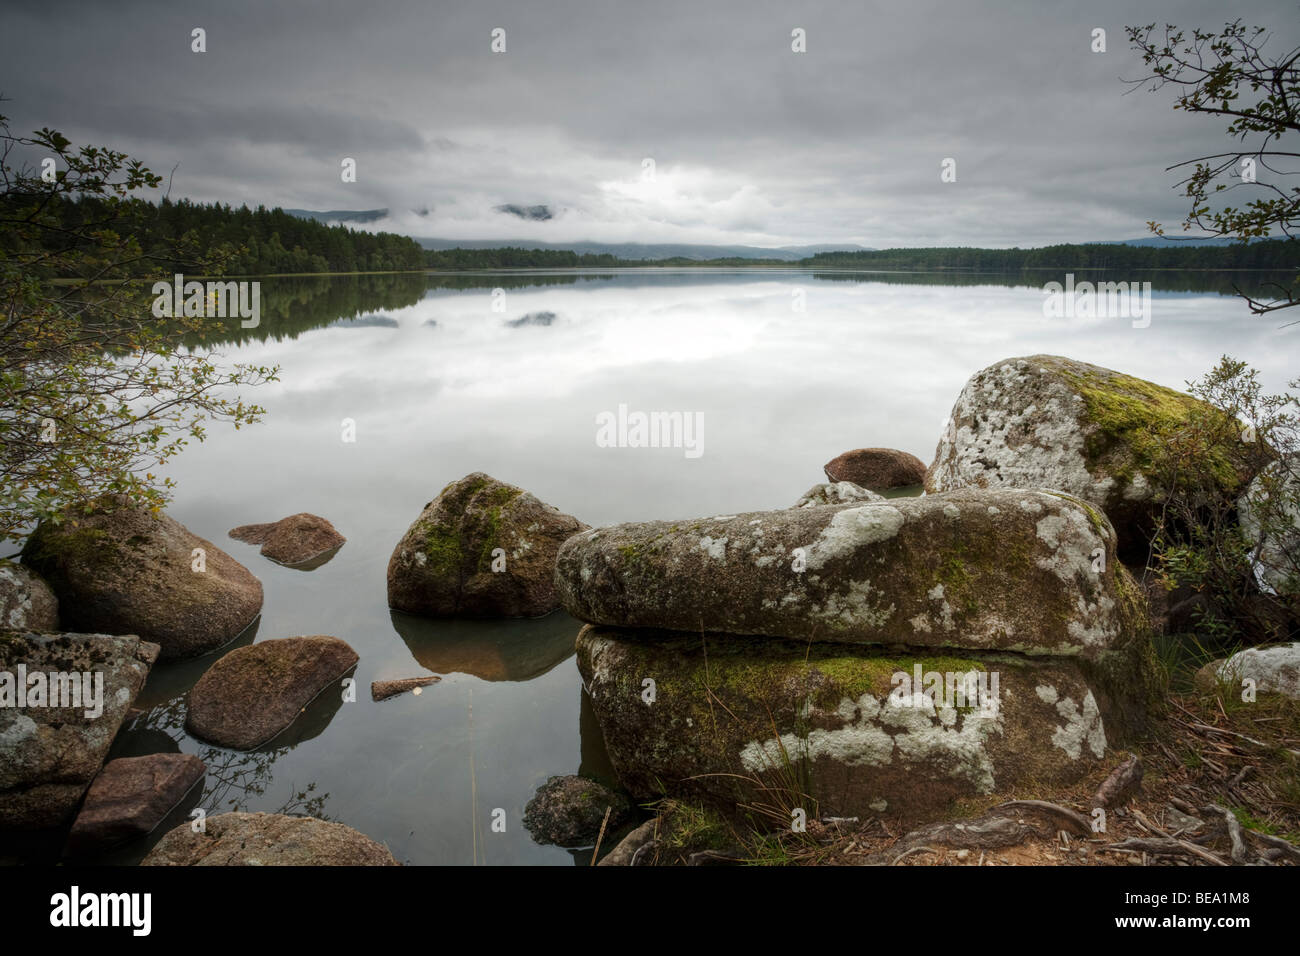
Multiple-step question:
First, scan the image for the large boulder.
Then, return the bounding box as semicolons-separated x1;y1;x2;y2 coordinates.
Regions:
924;355;1246;554
66;753;206;854
577;627;1132;822
0;632;158;829
0;559;58;632
824;448;926;489
186;636;359;750
1238;454;1300;596
556;489;1148;664
523;774;633;847
21;498;263;660
388;472;587;617
229;513;346;569
141;812;397;865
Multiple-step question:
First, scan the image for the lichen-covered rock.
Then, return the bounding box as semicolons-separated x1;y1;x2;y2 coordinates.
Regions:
388;472;587;618
523;774;633;847
186;636;358;749
66;753;206;854
924;355;1246;554
21;497;263;660
1197;643;1300;698
556;488;1148;663
793;481;883;509
229;513;346;569
142;812;397;865
1238;455;1300;596
0;559;58;632
824;448;926;489
577;626;1133;822
0;632;158;829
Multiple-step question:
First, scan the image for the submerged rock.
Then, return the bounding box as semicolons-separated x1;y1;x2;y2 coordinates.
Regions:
556;489;1148;663
66;753;206;854
1237;454;1300;596
924;355;1248;554
577;626;1138;822
793;481;883;508
0;632;158;829
523;774;633;847
229;513;346;569
824;448;926;489
186;636;358;749
0;559;59;632
21;497;263;660
142;812;398;865
388;472;587;618
371;675;440;701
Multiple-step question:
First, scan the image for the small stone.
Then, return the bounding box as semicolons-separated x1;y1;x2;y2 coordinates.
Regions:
1166;808;1204;833
371;676;440;701
522;775;633;847
956;848;970;861
229;513;346;569
793;481;883;508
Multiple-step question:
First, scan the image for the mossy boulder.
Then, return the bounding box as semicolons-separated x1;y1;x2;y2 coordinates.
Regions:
792;481;882;508
186;635;359;749
924;355;1246;555
142;812;397;866
522;774;633;847
228;512;345;569
0;632;159;829
824;447;926;489
577;626;1138;823
387;472;587;618
21;497;263;660
0;559;59;632
556;488;1147;663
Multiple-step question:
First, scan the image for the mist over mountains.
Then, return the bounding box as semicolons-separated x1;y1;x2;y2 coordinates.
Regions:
279;208;1262;260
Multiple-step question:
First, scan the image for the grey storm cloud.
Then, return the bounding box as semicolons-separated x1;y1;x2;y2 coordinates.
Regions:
2;0;1296;247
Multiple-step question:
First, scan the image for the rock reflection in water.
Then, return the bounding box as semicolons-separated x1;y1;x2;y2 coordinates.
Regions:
390;609;580;682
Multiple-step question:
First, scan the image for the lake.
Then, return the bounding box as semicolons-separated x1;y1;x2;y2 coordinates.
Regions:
28;268;1300;865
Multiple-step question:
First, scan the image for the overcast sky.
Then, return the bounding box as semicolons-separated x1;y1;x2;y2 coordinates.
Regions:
3;0;1297;248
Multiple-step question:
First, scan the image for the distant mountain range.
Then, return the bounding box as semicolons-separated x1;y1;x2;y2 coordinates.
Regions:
414;238;875;261
282;208;390;224
1088;236;1258;247
278;208;1271;258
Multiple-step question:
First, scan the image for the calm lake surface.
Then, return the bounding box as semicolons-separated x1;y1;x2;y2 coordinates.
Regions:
39;269;1300;865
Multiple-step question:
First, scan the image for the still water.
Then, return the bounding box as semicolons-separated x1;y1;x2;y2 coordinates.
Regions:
59;270;1300;864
